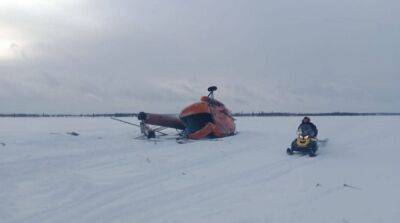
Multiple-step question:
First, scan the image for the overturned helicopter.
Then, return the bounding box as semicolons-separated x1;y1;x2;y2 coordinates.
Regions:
112;86;236;141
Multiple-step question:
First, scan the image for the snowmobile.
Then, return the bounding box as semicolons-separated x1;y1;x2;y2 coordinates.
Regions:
286;129;318;157
111;86;236;142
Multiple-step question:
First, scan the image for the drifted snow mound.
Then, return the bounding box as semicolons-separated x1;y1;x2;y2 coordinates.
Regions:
0;116;399;223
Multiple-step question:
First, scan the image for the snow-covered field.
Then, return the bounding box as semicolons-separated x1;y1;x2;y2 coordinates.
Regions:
1;116;399;223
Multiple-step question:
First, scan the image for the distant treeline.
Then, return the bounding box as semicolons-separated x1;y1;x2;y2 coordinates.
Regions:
232;112;400;117
1;112;400;118
0;113;138;118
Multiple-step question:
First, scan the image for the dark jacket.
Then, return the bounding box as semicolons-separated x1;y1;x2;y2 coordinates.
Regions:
298;122;318;138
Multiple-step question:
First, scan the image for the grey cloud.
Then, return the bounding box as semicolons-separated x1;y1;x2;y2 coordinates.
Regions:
0;0;399;113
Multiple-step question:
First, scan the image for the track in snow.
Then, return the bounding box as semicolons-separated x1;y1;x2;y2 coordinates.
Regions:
0;116;399;223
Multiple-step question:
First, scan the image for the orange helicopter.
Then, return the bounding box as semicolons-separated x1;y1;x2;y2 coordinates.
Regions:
112;86;236;141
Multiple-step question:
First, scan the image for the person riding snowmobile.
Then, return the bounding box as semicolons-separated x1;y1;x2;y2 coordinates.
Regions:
287;117;319;157
297;116;318;138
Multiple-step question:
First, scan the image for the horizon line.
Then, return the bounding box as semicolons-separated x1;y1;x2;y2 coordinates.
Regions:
1;112;400;118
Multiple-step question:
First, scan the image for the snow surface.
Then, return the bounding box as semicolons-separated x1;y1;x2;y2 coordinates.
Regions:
1;116;399;223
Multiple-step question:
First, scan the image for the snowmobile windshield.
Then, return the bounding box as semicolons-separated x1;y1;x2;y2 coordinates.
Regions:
298;124;316;137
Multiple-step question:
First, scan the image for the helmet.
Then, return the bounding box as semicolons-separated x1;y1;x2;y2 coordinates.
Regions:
302;116;310;123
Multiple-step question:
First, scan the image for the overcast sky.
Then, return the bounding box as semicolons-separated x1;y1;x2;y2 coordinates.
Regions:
0;0;399;113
